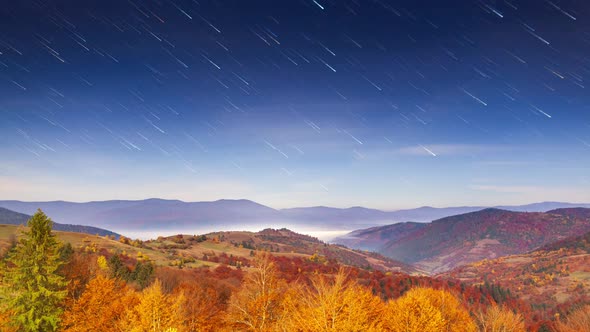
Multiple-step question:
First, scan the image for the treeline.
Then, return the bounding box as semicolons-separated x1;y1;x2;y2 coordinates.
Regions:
1;210;589;331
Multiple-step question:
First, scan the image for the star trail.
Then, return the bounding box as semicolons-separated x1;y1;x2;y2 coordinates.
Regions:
0;0;589;208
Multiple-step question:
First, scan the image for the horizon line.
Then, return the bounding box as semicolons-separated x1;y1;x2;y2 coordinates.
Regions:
0;197;588;212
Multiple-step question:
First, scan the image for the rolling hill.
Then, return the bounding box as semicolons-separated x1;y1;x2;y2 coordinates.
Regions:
0;207;120;238
0;223;420;275
336;208;590;274
147;228;422;274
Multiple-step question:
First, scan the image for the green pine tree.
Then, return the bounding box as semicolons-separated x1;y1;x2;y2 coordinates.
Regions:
0;209;68;331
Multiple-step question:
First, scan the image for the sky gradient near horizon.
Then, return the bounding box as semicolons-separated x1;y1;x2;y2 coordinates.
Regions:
1;0;590;209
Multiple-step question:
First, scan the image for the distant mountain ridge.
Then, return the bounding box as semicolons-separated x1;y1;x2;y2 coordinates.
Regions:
2;200;590;275
0;207;120;238
335;222;428;252
0;199;281;232
0;199;588;236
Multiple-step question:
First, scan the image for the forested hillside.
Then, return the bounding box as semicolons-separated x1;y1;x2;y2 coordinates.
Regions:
3;211;590;331
440;229;590;324
338;208;590;274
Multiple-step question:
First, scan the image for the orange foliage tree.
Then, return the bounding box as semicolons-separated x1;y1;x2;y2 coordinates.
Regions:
61;273;139;332
59;252;99;303
555;305;590;332
0;309;17;332
176;280;228;332
476;305;526;332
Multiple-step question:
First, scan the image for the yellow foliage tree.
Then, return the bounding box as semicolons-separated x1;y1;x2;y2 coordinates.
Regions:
97;255;108;271
226;254;286;332
554;305;590;332
285;268;384;332
418;287;477;332
383;290;446;332
120;279;185;332
476;305;526;332
382;287;477;332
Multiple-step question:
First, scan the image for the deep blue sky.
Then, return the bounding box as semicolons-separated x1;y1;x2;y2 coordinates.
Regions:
1;0;589;209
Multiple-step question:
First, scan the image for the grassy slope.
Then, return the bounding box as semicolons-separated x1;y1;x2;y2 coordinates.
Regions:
146;228;422;274
0;225;421;274
0;224;170;265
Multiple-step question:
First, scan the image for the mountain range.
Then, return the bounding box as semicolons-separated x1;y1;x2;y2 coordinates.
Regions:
0;199;588;238
2;200;590;278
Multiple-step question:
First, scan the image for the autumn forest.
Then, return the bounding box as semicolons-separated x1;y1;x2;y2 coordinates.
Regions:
1;210;590;332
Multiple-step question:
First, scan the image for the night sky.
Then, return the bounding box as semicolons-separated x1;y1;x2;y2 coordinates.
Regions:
1;0;589;209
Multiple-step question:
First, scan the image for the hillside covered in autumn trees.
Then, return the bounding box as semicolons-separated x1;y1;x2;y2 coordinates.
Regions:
1;210;590;331
336;208;590;275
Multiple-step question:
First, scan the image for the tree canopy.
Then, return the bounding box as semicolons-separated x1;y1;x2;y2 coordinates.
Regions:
0;209;68;332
